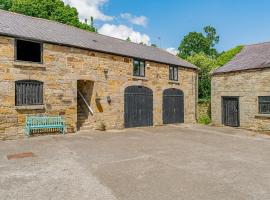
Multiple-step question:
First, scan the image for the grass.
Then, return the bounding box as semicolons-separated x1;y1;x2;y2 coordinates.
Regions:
198;115;211;125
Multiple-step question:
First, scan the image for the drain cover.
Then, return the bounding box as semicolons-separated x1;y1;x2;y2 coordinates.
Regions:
7;152;35;160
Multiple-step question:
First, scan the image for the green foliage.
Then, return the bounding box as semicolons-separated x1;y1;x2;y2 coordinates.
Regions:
198;100;211;125
179;25;243;100
204;26;219;47
178;26;219;59
126;37;131;42
198;115;211;125
187;53;216;100
0;0;96;32
0;0;12;9
186;45;243;100
215;45;243;67
151;44;157;47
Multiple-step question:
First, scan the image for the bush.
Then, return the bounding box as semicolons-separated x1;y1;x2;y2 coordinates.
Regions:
198;115;211;125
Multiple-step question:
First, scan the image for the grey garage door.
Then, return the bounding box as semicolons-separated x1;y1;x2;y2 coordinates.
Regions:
124;86;153;128
163;88;184;124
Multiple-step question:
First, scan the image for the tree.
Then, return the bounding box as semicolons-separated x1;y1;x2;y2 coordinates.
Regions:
204;26;219;47
186;53;216;100
186;46;244;100
151;44;157;47
126;37;131;42
178;26;219;59
0;0;96;32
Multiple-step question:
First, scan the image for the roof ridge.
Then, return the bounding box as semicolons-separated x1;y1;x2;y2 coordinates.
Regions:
245;41;270;47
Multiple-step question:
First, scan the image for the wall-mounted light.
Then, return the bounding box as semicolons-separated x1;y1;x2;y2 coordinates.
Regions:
95;97;101;104
107;96;112;104
104;68;109;79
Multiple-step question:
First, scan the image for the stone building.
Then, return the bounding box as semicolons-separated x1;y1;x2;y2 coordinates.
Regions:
212;42;270;130
0;10;198;139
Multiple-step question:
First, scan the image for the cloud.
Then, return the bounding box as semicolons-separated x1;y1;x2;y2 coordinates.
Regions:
166;48;179;55
64;0;113;21
98;24;150;44
120;13;148;27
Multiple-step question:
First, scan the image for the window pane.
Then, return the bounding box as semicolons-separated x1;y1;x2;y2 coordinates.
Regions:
169;66;174;80
140;64;145;76
140;61;145;76
16;40;42;63
133;60;140;76
133;60;145;77
259;96;270;113
174;67;178;80
140;61;145;68
15;80;43;106
259;96;270;102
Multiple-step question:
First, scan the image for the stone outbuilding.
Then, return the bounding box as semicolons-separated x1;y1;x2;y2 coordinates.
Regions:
212;42;270;130
0;10;198;139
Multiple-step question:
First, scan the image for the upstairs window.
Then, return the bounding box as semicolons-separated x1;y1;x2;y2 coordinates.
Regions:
133;59;145;77
169;66;178;81
15;80;43;106
15;39;42;63
259;96;270;114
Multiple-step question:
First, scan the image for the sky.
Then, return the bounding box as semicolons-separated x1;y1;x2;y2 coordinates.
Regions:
64;0;270;55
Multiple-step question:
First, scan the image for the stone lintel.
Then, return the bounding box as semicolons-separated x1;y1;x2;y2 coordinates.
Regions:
13;61;45;69
255;114;270;119
15;105;45;110
131;76;149;81
168;80;180;85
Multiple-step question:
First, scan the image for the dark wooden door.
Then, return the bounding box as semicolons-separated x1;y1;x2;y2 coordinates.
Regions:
163;88;184;124
222;97;239;127
124;86;153;128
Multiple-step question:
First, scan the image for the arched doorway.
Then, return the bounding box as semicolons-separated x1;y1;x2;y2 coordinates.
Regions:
124;86;153;128
163;88;184;124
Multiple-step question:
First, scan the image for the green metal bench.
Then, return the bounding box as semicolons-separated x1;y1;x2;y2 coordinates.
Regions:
25;116;65;136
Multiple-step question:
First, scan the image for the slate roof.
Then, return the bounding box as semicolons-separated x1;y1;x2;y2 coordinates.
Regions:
213;42;270;74
0;10;197;69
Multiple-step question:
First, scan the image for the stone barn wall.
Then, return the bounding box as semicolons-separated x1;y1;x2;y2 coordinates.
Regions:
212;68;270;130
0;36;197;139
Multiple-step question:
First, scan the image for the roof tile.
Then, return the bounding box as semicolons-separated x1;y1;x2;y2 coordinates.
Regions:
0;10;197;69
213;42;270;74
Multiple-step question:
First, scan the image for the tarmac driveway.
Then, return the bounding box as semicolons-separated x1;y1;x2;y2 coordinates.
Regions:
0;124;269;200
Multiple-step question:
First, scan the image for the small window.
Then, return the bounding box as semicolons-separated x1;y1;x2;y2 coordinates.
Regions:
15;80;43;106
169;66;178;81
259;96;270;114
133;59;145;77
16;39;42;63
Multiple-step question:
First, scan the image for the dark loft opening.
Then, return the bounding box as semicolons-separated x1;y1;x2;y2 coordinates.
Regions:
16;39;42;63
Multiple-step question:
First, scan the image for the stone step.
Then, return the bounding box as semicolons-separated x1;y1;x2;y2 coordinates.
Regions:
77;114;88;118
78;120;91;124
77;114;89;117
77;119;90;124
79;126;92;131
77;117;88;120
82;122;91;126
77;112;86;115
77;121;89;125
78;123;91;127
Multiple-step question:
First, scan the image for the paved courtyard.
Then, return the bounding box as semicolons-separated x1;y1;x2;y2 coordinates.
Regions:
0;124;269;200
